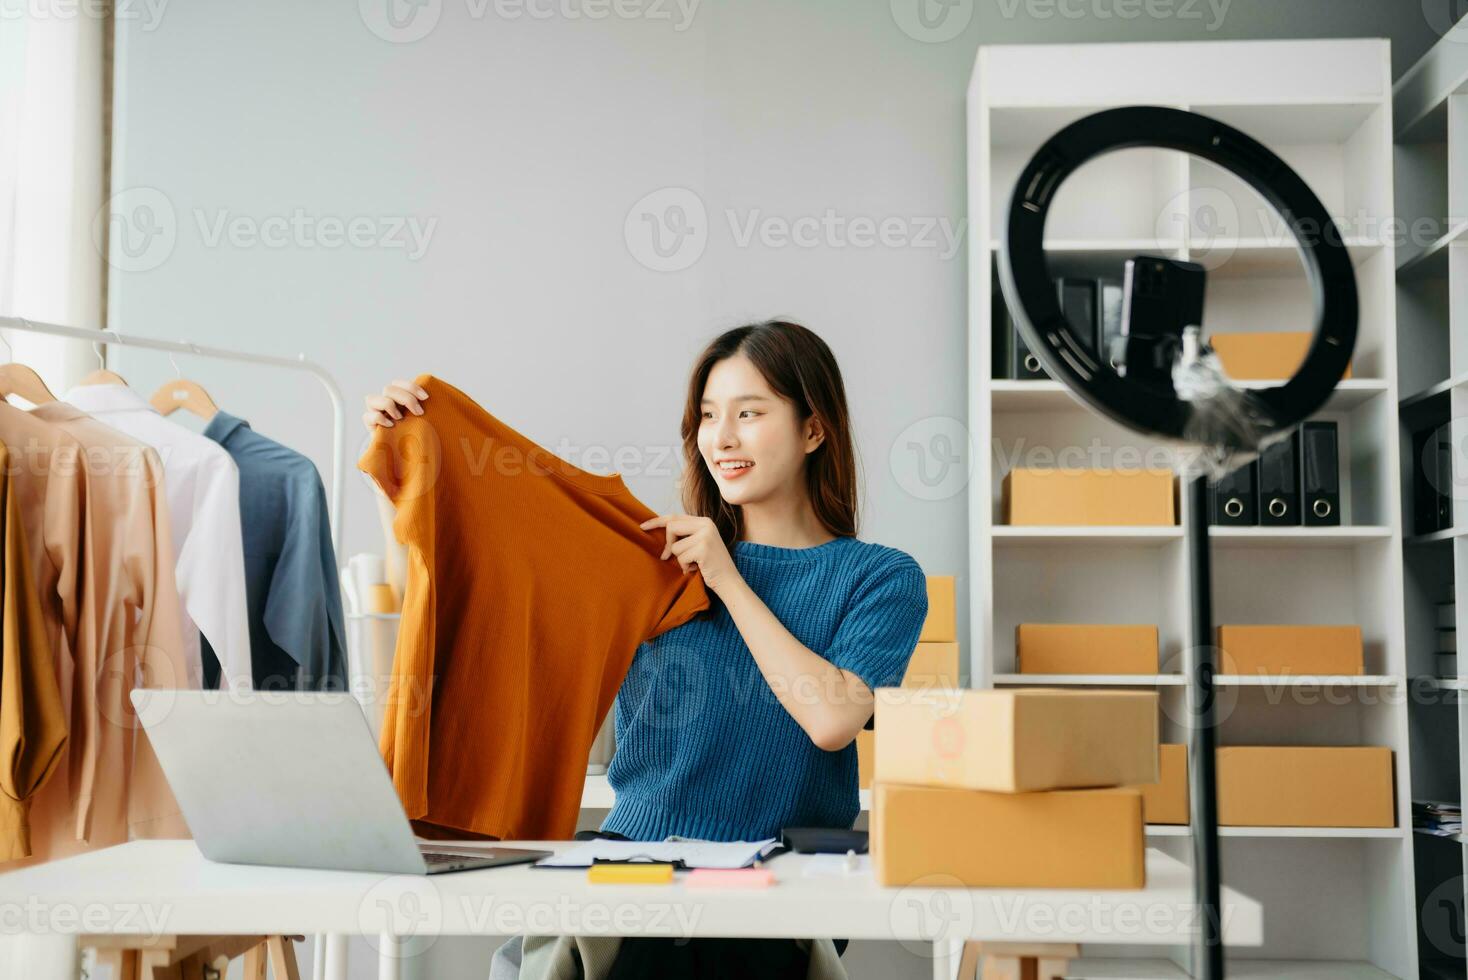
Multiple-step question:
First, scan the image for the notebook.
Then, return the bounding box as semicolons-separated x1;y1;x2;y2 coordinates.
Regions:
534;838;782;870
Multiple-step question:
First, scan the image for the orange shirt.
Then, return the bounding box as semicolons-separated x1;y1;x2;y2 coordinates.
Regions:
358;376;710;840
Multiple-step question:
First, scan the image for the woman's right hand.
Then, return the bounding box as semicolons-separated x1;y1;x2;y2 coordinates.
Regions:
362;379;430;430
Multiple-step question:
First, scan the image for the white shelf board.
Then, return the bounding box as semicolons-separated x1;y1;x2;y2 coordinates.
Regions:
993;673;1400;688
1145;821;1397;839
992;525;1182;546
1413;827;1464;842
1184;99;1384;142
1208;526;1394;548
1396;218;1467;279
984;237;1182;254
1215;674;1401;687
1213;825;1403;839
1186;237;1387;277
1407;526;1465;545
1067;959;1397;980
1400;372;1464;410
1419;676;1468;692
1144;825;1402;839
991;378;1387;412
1144;825;1190;837
993;673;1187;686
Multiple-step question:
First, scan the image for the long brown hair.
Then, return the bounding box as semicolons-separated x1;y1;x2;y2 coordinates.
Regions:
680;320;859;549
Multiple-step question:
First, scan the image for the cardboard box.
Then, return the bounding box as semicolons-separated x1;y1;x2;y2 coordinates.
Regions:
1136;743;1189;825
1217;746;1395;828
1216;625;1364;676
874;688;1158;792
904;641;960;689
857;729;874;789
920;576;956;642
1017;624;1159;675
1003;468;1176;526
871;782;1146;889
1210;331;1353;382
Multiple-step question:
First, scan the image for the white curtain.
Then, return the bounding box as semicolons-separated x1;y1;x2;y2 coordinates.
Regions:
0;2;109;392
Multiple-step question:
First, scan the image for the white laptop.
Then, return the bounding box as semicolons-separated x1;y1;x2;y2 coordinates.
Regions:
129;690;553;875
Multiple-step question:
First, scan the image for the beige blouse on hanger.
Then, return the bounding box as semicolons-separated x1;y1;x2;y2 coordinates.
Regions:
4;402;192;867
0;439;68;860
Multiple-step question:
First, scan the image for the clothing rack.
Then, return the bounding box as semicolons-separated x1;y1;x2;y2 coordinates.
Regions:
0;314;352;980
0;315;347;556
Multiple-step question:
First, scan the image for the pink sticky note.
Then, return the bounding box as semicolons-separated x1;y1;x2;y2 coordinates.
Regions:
685;868;776;889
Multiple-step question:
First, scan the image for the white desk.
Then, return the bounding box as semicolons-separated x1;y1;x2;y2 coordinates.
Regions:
0;840;1262;980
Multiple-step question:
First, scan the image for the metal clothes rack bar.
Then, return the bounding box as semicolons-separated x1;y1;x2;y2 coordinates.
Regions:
0;315;347;556
0;314;352;980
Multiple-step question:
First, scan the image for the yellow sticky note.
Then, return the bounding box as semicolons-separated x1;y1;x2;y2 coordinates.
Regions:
587;863;676;884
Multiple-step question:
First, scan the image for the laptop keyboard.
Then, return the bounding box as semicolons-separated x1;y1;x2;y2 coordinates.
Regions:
422;850;482;868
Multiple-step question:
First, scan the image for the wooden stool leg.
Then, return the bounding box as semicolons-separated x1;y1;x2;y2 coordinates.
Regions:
93;948;142;980
1036;955;1072;980
267;936;302;980
980;953;1024;980
243;942;268;980
956;941;981;980
141;950;182;980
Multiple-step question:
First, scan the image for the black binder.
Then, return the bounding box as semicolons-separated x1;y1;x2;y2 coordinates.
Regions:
1299;421;1340;526
1413;427;1445;535
1257;431;1301;526
1057;277;1099;356
1438;434;1454;530
1209;460;1257;526
1010;303;1047;380
992;283;1013;379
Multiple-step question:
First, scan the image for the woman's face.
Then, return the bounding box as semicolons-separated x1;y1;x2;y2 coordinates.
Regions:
697;354;823;506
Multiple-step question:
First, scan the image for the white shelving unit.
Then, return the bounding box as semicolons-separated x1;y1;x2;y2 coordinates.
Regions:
969;40;1413;979
1394;15;1468;980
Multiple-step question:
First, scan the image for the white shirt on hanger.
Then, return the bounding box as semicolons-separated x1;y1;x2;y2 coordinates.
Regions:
63;383;253;693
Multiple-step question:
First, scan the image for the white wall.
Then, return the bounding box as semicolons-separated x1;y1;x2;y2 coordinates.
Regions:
104;0;1448;616
101;2;1454;978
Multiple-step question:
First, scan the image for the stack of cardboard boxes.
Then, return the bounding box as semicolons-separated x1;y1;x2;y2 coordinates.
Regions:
859;578;1396;875
1009;621;1395;830
869;687;1158;889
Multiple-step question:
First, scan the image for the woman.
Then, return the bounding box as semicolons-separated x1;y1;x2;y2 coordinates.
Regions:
363;319;929;977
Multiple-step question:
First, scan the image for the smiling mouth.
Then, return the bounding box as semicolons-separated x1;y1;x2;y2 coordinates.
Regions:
717;460;754;476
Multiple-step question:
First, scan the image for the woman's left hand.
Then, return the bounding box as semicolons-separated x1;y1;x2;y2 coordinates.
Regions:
640;514;741;593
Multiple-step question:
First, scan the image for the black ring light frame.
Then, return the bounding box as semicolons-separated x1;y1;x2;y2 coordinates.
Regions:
998;104;1358;444
996;106;1360;980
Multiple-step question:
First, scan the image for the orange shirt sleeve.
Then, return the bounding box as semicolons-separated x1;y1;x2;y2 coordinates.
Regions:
358;391;442;819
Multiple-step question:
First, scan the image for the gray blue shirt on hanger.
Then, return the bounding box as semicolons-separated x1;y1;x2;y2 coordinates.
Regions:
202;410;347;692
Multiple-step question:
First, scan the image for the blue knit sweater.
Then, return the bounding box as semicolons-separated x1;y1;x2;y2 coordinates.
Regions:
600;536;929;842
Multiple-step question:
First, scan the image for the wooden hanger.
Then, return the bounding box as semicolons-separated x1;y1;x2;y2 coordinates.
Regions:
75;336;129;387
76;368;129;386
151;349;219;420
0;325;57;404
151;378;219;420
0;363;57;404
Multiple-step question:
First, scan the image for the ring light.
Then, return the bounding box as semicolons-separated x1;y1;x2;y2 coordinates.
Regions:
996;105;1357;450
